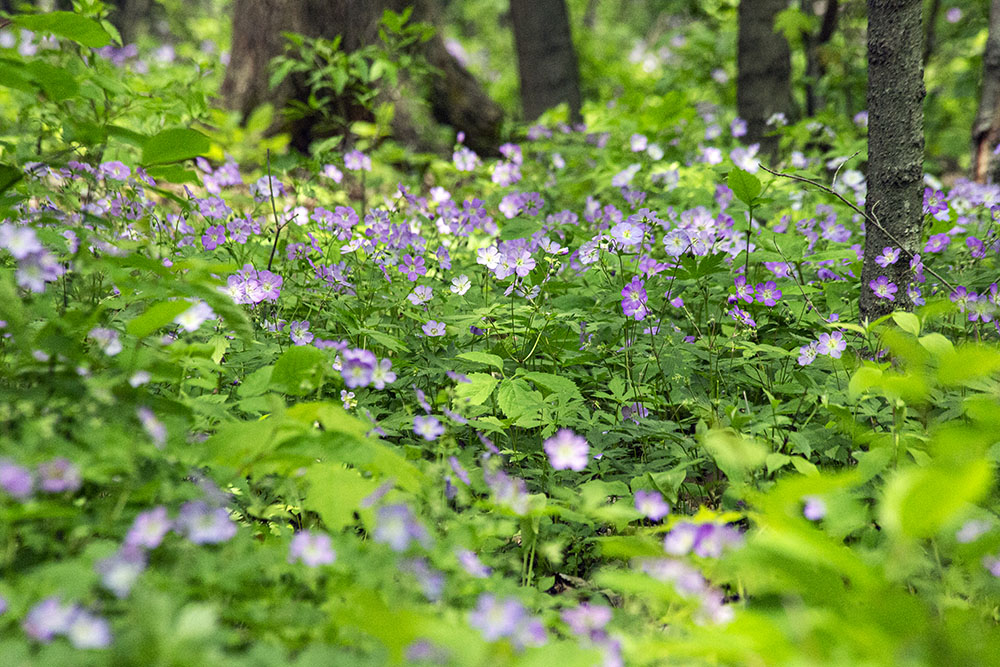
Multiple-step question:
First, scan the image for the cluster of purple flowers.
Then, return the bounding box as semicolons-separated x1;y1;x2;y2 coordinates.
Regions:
0;221;66;293
0;457;81;500
21;597;111;648
728;276;782;307
468;593;547;650
224;264;284;305
336;348;396;389
373;504;429;552
798;329;848;366
663;521;743;559
950;285;999;323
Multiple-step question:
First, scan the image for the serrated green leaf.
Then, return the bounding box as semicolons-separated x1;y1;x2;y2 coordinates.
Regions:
453;372;498;406
269;346;326;396
521;371;582;401
302;463;379;531
126;300;192;338
14;11;112;48
142;128;210;166
497;378;538;420
728;167;762;206
455;351;504;371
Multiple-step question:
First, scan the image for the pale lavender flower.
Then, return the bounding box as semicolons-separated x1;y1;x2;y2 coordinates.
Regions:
450;274;471;295
322;164;343;182
289;530;336;566
23;597;77;642
468;594;526;642
869;276;897;301
137;406;167;448
630;134;648;152
634;490;670;521
125;506;172;549
0;460;33;499
250;175;286;202
344;149;372;171
340;348;377;388
407;285;433;306
874;246;900;268
37;458;81;493
803;496;826;521
797;342;818;366
371;358;396;389
96;546;146;598
67;610;112;649
288;320;314;346
88;327;122;356
374;504;428;551
924;233;950;253
816;330;847;358
422;320;446;337
453;146;480;171
0;222;43;259
543;429;589;471
413;415;445;441
99;160;130;181
956;519;992;544
562;603;612;640
174;301;216;332
456;548;491;578
177;501;237;544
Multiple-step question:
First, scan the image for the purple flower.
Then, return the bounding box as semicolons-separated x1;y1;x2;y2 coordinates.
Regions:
0;222;43;259
373;504;428;551
250;175;286;202
874;246;900;268
344;149;372;171
816;330;847;358
407;285;433;306
621;276;649;321
610;221;643;247
732;276;754;304
630;133;648;152
371;358;396;389
67;610;112;649
755;280;782;307
340;348;377;388
125;506;172;549
543;429;589;471
562;603;612;640
803;496;826;521
137;406;167;448
0;459;33;499
956;519;992;544
99;160;130;181
453;146;480;171
456;548;491;578
322;163;343;182
413;415;445;441
663;229;690;257
288;320;314;346
288;530;336;567
96;546;146;598
511;249;536;277
950;286;972;312
664;522;742;558
869;275;897;301
198;196;232;220
399;254;427;281
634;490;670;521
37;458;81;493
924;233;950;253
908;285;925;306
731;117;747;137
176;500;237;544
797;342;818;366
468;594;534;644
923;188;948;216
22;597;77;643
174;300;216;332
422;320;446;337
201;224;226;251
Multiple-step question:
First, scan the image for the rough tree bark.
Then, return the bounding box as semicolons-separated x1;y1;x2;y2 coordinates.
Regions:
737;0;793;154
860;0;925;322
972;0;1000;183
220;0;503;155
509;0;582;123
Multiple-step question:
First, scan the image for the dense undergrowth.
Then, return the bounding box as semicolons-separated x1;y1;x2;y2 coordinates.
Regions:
1;6;999;667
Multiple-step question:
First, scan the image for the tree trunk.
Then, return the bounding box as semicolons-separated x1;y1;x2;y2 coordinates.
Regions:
860;0;925;322
801;0;839;116
220;0;502;155
509;0;582;123
110;0;153;44
737;0;793;155
973;0;1000;183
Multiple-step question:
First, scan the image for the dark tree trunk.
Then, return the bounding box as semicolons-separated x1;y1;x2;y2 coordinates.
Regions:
509;0;582;123
973;0;1000;183
110;0;153;44
922;0;941;65
737;0;793;154
860;0;925;322
801;0;839;116
221;0;502;155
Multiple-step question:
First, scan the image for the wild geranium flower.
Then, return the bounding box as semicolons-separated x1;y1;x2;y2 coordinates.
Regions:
635;490;670;521
456;548;491;578
0;222;43;259
99;160;131;181
950;286;972;312
22;597;77;643
803;496;826;521
956;519;992;544
67;610;112;649
664;522;742;558
874;246;901;268
371;358;396;389
413;415;445;441
450;274;471;295
88;327;122;356
869;276;897;301
630;133;648;152
289;531;336;567
924;233;950;253
543;429;589;471
322;163;343;182
0;459;33;499
610;221;643;247
374;504;428;551
341;348;377;388
125;506;171;549
288;320;314;346
621;276;649;321
174;300;216;332
399;254;427;281
177;501;237;544
511;249;536;276
731;117;747;137
201;224;226;250
797;342;818;366
37;458;81;493
612;163;642;188
816;330;847;358
96;546;146;598
469;594;525;642
422;320;446;337
663;229;690;257
453;146;480;171
344;149;372;171
908;285;925;306
250;175;286;202
969;295;995;323
137;406;167;448
732;276;754;304
755;280;782;307
562;603;612;641
198;196;232;220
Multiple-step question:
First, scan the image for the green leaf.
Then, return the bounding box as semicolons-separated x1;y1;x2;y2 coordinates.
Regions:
455;351;504;371
237;366;274;398
701;428;767;483
891;311;920;336
0;164;22;195
727;167;762;206
24;61;79;100
269;346;327;396
453;372;498;406
521;371;583;402
301;463;379;531
497;378;539;420
141;128;211;166
848;365;883;399
126;300;192;338
881;461;993;538
14;11;112;48
937;344;1000;386
499;218;542;241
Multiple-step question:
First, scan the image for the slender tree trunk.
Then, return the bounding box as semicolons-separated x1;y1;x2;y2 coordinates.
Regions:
509;0;582;123
973;0;1000;183
922;0;941;65
737;0;793;154
860;0;925;322
221;0;502;155
802;0;839;116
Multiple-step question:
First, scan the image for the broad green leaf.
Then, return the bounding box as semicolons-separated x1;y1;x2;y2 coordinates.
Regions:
918;332;954;357
848;365;883;399
269;346;326;396
891;311;920;336
766;452;791;473
881;461;993;538
301;463;379;531
14;11;112;48
497;377;539;420
453;372;498;406
521;370;583;401
0;164;22;195
937;344;1000;386
25;61;79;100
499;218;542;240
126;300;192;337
727;167;762;206
237;366;273;398
142;128;211;166
701;428;767;483
456;351;504;371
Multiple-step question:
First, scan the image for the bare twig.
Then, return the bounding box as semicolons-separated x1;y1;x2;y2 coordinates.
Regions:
760;163;956;292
